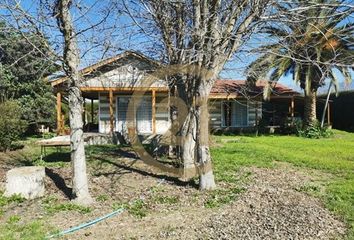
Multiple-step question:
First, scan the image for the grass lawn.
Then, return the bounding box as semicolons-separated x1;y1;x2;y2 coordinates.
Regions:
211;130;354;239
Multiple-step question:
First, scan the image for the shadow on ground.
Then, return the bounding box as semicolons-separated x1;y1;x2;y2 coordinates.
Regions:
87;145;198;188
45;168;73;199
42;152;71;163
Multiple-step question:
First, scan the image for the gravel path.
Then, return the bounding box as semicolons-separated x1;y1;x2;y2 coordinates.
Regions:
154;167;346;240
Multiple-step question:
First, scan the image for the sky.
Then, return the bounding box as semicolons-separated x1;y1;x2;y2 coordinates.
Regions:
3;0;354;93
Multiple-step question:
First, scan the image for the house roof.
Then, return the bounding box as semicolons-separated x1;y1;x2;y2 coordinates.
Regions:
50;51;161;87
210;79;299;97
50;50;298;98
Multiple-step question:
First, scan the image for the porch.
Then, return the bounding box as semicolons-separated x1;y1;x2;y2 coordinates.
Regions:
55;87;169;136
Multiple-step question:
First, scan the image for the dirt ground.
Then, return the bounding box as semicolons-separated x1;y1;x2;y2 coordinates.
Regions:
0;150;347;240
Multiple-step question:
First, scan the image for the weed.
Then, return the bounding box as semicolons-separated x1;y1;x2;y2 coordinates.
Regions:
112;199;148;218
0;191;25;207
0;191;25;215
46;203;91;214
129;199;148;218
152;195;179;205
204;187;244;208
7;215;21;224
96;194;109;202
0;219;52;240
42;196;91;214
295;184;321;193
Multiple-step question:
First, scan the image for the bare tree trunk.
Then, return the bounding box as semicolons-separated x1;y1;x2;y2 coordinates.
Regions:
196;94;216;190
180;106;215;190
304;90;317;127
174;76;216;189
56;0;93;205
69;87;92;204
180;111;196;179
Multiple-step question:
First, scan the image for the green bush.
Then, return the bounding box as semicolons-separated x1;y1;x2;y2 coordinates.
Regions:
0;101;27;151
296;120;333;139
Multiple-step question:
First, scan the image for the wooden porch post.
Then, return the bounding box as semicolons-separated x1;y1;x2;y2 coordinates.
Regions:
109;89;114;134
327;102;331;126
56;92;62;135
91;99;94;123
83;98;86;127
255;101;258;126
291;96;295;123
152;90;156;134
255;100;259;136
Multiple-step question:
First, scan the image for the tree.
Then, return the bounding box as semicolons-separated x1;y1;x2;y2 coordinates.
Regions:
2;0;124;205
128;0;274;189
53;0;93;205
0;22;58;132
246;0;353;127
0;101;26;152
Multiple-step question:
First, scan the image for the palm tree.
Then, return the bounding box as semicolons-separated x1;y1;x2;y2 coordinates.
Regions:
247;0;353;127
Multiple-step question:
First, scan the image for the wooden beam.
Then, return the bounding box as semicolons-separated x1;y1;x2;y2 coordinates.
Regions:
56;92;62;135
209;94;299;100
209;93;238;99
255;101;258;127
152;90;156;134
291;96;295;123
91;99;94;123
83;98;86;127
80;87;168;92
109;90;114;134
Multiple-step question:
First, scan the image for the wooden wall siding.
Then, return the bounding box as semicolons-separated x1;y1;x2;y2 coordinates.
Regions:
209;100;222;129
208;99;262;130
80;57;167;89
248;101;262;126
99;93;115;134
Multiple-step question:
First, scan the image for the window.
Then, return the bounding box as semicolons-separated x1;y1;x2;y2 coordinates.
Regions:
116;96;152;133
222;101;248;127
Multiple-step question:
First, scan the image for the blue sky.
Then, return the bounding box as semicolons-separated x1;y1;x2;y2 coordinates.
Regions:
5;0;354;93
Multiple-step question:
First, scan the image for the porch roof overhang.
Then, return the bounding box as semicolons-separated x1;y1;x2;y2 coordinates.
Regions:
79;86;169;100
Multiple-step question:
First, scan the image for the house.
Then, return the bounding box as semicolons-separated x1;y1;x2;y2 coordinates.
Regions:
50;51;301;136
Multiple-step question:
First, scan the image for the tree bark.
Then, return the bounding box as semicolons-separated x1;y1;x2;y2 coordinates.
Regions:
180;111;197;179
177;80;216;190
56;0;93;205
69;86;92;204
304;90;317;127
180;106;215;190
196;93;216;190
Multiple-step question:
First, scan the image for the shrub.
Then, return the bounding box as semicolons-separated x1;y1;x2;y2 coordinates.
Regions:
296;120;333;139
0;101;27;151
